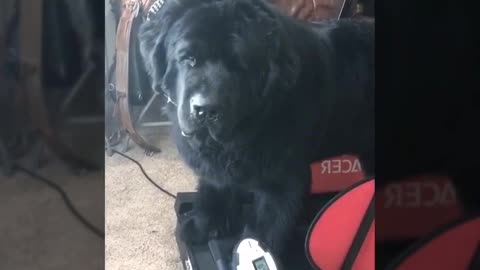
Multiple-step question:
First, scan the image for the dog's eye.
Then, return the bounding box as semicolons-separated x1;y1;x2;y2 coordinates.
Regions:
181;56;196;67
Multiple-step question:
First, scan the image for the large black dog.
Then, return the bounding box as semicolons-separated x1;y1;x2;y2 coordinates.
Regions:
138;0;374;254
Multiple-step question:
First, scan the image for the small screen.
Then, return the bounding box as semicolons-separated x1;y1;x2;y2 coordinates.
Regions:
253;256;270;270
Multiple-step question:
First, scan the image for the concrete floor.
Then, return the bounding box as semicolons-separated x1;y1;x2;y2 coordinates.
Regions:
105;129;196;270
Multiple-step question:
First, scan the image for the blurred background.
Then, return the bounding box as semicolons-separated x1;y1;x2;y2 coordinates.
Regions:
1;0;104;269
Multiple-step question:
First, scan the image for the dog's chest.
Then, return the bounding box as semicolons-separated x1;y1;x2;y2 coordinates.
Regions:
186;148;264;187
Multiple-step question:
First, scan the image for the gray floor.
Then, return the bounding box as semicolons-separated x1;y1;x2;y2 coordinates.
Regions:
0;158;105;270
105;129;196;270
1;125;195;270
1;123;105;270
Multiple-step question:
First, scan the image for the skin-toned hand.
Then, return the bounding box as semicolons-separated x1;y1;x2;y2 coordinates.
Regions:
271;0;344;21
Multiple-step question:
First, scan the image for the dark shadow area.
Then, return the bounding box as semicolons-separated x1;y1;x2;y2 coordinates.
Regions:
376;1;479;269
1;0;104;269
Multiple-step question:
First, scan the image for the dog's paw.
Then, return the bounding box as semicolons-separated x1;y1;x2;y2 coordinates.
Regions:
178;211;211;244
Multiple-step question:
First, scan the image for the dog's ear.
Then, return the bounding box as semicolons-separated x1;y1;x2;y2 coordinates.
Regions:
138;0;186;91
138;18;168;91
232;0;300;96
262;31;300;97
259;12;300;97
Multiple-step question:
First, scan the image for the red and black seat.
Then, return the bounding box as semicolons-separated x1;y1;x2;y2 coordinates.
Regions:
306;178;375;270
305;155;478;270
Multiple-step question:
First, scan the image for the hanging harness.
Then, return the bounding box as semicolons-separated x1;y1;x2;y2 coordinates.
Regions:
110;0;166;153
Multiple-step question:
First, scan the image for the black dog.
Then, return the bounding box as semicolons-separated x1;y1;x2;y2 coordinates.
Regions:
138;0;374;255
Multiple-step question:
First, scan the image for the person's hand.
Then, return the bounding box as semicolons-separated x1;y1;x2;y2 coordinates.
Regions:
270;0;346;21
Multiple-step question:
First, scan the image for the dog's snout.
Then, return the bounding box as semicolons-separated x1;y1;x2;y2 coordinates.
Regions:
190;94;220;121
192;104;219;119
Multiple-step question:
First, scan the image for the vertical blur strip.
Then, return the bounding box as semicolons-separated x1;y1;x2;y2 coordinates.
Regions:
1;0;105;270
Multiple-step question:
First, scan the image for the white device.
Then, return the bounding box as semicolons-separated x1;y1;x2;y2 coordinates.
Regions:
233;238;278;270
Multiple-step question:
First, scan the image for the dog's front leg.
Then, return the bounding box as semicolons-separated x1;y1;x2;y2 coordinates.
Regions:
179;179;236;244
242;181;307;255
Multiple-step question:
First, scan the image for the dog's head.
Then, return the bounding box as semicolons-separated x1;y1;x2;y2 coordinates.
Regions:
139;0;299;143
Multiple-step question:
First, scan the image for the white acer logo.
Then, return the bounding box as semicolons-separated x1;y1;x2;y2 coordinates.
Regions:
383;181;457;208
320;159;363;174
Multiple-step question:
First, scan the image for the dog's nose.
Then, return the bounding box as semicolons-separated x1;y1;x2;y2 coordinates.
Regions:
192;104;220;121
190;94;220;121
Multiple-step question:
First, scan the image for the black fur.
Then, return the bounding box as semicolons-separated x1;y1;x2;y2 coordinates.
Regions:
139;0;374;255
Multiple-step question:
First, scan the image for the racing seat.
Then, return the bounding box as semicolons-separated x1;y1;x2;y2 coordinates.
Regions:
305;155;478;270
306;178;375;270
385;215;480;270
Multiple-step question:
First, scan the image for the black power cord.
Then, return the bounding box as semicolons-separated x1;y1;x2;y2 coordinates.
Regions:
11;148;177;240
14;164;105;239
111;149;177;199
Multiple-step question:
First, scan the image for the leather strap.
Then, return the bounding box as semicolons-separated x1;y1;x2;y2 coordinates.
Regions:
116;0;158;17
115;0;160;153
